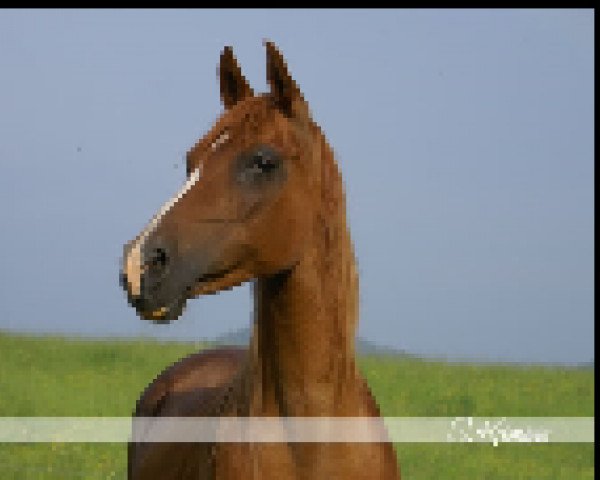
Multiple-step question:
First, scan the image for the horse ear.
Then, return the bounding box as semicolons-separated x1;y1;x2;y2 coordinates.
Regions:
219;46;254;109
265;41;306;118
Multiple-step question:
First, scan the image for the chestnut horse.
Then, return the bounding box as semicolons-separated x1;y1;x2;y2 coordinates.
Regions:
121;42;400;480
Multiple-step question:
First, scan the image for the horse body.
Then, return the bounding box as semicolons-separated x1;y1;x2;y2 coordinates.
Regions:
122;42;400;479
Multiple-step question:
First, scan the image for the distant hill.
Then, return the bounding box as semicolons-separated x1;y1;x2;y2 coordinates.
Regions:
211;326;408;356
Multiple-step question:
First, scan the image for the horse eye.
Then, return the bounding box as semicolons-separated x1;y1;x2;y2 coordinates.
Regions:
237;146;282;185
249;150;277;174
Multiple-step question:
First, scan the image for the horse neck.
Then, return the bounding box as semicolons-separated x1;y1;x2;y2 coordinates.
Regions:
247;133;362;416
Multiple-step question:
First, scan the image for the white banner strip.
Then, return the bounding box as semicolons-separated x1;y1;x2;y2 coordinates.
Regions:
0;417;593;446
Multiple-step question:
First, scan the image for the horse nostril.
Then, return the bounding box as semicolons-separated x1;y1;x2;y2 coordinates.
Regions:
149;247;169;269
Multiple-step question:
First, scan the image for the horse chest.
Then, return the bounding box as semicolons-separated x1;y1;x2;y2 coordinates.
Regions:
213;443;392;480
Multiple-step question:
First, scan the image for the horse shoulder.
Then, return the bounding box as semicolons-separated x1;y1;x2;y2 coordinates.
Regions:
134;346;247;417
128;347;247;480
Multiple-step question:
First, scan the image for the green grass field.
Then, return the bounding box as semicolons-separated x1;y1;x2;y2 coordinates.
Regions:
0;331;594;479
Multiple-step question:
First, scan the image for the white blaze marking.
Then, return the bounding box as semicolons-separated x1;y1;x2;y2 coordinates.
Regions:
124;166;203;297
211;130;230;152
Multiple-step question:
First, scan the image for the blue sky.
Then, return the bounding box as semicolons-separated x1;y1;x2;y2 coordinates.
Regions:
0;9;593;363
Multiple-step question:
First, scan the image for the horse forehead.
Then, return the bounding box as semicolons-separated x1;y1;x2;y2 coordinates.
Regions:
227;101;275;133
188;98;301;168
